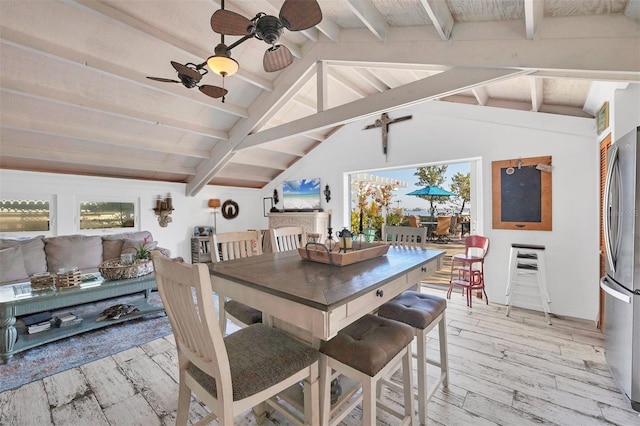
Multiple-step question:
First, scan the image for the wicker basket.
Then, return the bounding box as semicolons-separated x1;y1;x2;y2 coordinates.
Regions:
56;270;82;289
98;259;153;280
30;272;55;290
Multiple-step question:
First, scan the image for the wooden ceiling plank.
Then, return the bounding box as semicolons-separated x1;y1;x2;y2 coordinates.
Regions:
0;116;210;159
0;28;248;119
238;67;531;149
0;78;229;141
353;68;388;92
418;0;454;40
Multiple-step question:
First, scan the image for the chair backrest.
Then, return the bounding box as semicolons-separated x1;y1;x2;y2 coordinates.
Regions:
210;230;263;262
465;235;490;259
270;226;307;252
152;255;233;400
449;215;459;235
435;216;452;236
386;226;427;248
408;215;421;227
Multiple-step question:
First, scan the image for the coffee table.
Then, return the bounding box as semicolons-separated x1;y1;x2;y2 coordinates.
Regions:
0;273;163;363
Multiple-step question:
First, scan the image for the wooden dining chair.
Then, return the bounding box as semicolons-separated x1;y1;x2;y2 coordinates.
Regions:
270;226;307;252
152;255;320;426
210;230;264;334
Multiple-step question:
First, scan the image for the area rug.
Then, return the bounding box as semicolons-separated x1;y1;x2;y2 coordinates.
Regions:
0;292;171;393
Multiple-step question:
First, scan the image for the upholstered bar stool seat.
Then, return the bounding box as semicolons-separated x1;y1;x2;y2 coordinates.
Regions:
224;300;262;326
377;291;449;425
319;314;416;426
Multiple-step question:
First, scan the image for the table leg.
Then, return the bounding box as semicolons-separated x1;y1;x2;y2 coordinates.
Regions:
0;314;17;364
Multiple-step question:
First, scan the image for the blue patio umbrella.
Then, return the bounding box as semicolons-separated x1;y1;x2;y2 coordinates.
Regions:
406;186;456;197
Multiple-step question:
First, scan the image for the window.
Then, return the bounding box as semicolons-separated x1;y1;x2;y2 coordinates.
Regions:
0;199;51;232
79;201;135;230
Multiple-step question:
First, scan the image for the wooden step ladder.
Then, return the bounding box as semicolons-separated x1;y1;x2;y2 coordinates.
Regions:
506;244;551;325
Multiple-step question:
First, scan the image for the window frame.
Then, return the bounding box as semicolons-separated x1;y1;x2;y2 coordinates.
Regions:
0;194;57;237
75;196;140;234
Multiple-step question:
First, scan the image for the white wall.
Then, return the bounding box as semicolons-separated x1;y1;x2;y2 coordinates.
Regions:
0;171;265;260
263;99;602;320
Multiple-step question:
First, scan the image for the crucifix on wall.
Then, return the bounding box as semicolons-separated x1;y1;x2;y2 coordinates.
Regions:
363;112;412;159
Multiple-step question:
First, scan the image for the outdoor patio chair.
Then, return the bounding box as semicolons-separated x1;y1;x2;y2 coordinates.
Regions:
434;216;453;243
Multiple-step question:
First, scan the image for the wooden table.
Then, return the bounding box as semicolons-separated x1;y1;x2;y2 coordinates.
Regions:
208;247;445;344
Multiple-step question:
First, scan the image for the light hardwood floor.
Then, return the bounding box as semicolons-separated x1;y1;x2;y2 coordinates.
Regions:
1;284;638;425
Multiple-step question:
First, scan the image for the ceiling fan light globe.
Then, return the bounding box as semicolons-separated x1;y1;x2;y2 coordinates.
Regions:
207;55;239;77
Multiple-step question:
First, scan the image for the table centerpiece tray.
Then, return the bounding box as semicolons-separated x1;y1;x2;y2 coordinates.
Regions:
297;242;390;266
98;259;153;280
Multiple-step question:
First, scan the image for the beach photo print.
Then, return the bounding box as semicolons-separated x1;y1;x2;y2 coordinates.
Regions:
283;178;321;211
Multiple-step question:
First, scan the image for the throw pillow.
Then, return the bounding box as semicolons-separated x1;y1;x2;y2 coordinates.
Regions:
0;235;47;276
102;239;125;261
45;235;103;273
0;246;29;283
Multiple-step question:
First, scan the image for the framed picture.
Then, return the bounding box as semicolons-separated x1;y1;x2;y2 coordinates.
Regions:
492;156;552;231
597;101;609;135
193;226;213;237
282;178;321;211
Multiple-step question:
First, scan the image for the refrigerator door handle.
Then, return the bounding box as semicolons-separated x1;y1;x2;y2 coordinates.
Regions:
600;276;632;304
603;145;619;273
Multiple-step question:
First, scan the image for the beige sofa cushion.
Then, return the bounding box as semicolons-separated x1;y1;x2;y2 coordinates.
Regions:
0;246;29;283
45;235;103;273
0;235;47;276
102;231;154;261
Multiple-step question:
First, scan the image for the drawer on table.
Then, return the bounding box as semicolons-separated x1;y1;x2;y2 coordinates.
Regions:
407;263;438;285
346;276;407;316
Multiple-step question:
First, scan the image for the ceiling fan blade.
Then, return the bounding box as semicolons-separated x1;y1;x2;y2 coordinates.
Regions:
146;77;180;83
263;45;293;72
211;9;252;35
171;61;202;82
199;85;228;99
279;0;322;31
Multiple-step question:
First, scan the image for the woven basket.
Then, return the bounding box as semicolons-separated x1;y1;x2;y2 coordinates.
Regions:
30;273;55;290
98;259;153;280
56;270;82;289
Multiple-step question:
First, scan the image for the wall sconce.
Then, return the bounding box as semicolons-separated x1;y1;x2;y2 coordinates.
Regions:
273;189;279;205
154;194;174;227
324;184;331;203
208;199;221;232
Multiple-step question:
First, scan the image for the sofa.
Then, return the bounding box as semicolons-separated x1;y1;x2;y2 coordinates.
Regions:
0;231;170;286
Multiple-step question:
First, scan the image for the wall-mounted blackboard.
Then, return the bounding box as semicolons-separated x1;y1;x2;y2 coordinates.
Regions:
492;156;552;231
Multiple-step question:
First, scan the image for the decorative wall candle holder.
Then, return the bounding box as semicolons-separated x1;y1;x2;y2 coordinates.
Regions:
154;194;174;227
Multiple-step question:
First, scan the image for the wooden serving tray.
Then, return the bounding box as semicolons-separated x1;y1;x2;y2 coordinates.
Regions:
298;242;390;266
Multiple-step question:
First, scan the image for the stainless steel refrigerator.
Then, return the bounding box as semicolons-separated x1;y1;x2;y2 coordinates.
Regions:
601;126;640;412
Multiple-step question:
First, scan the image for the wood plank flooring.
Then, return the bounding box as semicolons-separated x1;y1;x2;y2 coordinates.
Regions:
1;277;639;424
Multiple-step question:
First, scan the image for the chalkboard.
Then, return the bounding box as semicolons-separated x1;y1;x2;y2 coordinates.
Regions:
492;156;552;231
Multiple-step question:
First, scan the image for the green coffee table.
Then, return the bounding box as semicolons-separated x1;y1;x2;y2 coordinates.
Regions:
0;273;163;363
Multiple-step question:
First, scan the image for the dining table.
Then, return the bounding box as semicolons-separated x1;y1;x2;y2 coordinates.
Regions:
208;245;444;423
208;245;444;343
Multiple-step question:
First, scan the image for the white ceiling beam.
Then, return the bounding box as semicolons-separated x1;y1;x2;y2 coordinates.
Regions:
530;77;544;112
68;0;274;92
328;71;368;98
0;116;210;159
231;149;290;170
317;61;328;112
0;29;248;119
524;0;544;40
238;67;530;149
316;15;341;42
353;68;388;92
0;79;229;141
292;96;317;112
317;20;640;78
259;141;308;157
417;0;454;40
471;87;489;106
343;0;388;41
186;48;319;195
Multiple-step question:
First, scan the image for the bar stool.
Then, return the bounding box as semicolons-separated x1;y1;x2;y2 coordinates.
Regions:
319;314;416;426
377;292;449;425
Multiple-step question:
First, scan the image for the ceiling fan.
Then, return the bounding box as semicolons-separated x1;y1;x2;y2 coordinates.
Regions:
210;0;322;72
146;61;228;101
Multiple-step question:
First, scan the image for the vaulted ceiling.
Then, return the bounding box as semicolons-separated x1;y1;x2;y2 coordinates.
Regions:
1;0;638;195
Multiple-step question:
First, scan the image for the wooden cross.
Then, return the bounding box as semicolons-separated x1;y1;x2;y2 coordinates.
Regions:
363;112;413;158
